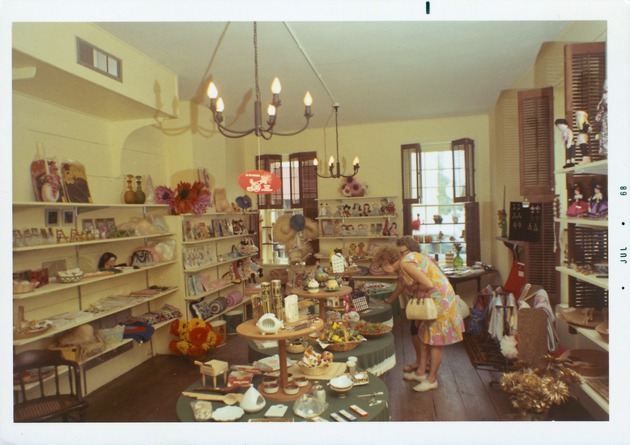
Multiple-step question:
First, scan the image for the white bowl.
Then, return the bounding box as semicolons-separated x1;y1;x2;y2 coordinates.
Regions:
283;383;300;395
263;383;279;394
329;375;354;389
294;376;309;387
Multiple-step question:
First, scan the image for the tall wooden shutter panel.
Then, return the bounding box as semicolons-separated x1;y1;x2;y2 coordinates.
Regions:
525;202;559;303
289;151;318;264
518;87;555;198
256;154;283;209
400;143;421;235
464;202;480;266
565;42;607;163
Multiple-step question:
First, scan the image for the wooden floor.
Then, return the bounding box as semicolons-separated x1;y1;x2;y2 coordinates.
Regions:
81;315;594;422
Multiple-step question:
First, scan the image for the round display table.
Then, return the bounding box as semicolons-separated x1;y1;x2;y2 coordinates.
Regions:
289;285;353;321
176;372;390;422
327;298;393;326
235;316;324;401
248;332;396;376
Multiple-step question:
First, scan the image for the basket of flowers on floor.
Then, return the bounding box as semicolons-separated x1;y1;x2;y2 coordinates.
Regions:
317;321;366;352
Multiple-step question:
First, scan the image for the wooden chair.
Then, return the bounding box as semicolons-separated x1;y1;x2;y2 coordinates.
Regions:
13;349;88;422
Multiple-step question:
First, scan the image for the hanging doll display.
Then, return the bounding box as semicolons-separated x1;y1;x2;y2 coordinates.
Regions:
587;184;608;218
566;182;589;217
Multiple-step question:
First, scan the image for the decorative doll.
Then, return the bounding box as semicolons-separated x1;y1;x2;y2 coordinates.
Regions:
98;252;122;273
555;118;576;168
595;80;608;157
588;184;608;217
362;203;371;216
352;203;362;216
389;222;399;237
566;183;589;217
575;110;592;164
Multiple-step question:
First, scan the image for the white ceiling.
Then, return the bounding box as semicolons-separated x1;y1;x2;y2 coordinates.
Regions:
97;21;569;130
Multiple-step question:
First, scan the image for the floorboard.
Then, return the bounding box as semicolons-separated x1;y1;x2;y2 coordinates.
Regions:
79;315;594;422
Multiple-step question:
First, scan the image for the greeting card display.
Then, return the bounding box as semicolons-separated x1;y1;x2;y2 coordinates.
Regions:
508;201;541;242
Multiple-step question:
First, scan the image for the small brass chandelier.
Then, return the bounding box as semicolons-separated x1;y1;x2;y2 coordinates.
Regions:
315;104;359;179
206;22;313;140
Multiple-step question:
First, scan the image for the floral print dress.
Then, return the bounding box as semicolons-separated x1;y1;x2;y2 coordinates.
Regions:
400;252;465;346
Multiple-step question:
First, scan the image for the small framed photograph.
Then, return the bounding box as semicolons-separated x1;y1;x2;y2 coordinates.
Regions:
63;210;75;225
106;218;117;235
45;209;60;226
82;219;95;233
320;219;335;236
95;218;107;236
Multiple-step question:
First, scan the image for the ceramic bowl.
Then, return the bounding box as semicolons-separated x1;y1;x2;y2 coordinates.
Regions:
263;382;279;394
283;383;300;395
262;375;278;384
294;376;309;387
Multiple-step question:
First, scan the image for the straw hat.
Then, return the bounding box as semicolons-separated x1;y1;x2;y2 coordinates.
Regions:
302;217;320;240
273;214;296;244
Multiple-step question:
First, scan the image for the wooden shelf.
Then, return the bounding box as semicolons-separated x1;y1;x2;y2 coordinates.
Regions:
555;159;608;175
13;261;178;300
13;287;179;346
13;201;169;211
556;266;608;289
316;215;397;220
185;282;242;301
182;233;255;245
183;253;258;273
554;217;608;228
316;196;396;201
14;232;174;252
319;236;397;240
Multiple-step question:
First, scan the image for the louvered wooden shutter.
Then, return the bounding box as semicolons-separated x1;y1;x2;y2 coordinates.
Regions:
464;202;480;266
518;87;555;198
401;143;421;235
565;42;607;162
256;154;283;209
289;151;319;263
525;201;559;303
452;138;475;203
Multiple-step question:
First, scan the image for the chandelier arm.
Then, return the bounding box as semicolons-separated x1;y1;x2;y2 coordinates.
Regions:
215;121;258;138
267;115;312;137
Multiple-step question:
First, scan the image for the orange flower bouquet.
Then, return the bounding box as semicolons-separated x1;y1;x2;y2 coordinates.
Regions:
155;181;211;216
168;318;221;357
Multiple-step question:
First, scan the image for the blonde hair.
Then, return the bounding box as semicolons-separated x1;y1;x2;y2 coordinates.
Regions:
373;245;401;266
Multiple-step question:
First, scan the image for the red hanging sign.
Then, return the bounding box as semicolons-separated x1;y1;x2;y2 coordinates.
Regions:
237;169;282;194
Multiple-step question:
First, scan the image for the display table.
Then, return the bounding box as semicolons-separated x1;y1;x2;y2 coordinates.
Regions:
327;298;393;326
357;281;401;317
443;268;498;293
290;285;353;321
235;316;324;401
248;333;396;376
176;372;390;422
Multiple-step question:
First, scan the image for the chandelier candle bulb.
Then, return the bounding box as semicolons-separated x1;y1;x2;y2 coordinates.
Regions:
353;156;360;166
271;77;281;94
329;156;335;167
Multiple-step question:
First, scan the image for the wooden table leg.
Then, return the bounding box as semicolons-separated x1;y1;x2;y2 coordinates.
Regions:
277;339;288;389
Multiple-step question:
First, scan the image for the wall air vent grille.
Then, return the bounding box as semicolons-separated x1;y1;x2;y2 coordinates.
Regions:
76;37;122;82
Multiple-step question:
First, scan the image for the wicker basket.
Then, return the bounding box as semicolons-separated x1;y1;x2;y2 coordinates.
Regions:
299;364;329;376
324;340;362;352
287;343;306;354
56;271;84;283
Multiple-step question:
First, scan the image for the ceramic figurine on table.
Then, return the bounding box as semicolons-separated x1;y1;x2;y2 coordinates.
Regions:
588;184;608;217
566;183;589;217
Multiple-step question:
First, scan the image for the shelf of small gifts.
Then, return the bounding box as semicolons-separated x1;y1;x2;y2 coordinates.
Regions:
181;232;258;245
12;201;170;212
13;231;174;252
554;217;608;227
555;266;608;290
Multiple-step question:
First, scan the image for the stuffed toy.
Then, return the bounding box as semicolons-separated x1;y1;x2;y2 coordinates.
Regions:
213;188;231;213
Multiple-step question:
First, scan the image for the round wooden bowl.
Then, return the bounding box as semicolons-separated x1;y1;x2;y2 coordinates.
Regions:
559;348;609;377
595;321;609;342
357;323;392;339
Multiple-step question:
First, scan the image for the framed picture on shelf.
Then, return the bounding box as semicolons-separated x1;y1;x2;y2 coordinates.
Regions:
82;219;95;233
95;218;107;237
63;210;74;225
45;209;60;226
106;218;117;234
320;219;335;236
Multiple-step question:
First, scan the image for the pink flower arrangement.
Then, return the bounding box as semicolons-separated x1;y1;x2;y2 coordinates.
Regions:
154;181;211;216
338;177;366;197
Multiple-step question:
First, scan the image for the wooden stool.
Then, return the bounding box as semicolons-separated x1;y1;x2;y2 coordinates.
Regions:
195;359;228;388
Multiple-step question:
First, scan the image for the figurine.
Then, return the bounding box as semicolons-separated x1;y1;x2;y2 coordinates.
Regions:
389;222;399;237
587;184;608;217
595;80;608;157
575;110;592;164
98;252;122;273
555;118;576;168
566;183;588;217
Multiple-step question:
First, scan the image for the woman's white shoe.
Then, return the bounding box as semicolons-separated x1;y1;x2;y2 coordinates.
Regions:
403;372;427;382
413;380;438;392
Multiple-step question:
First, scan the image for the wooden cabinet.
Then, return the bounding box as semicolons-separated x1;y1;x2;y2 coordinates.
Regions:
12;202;181;394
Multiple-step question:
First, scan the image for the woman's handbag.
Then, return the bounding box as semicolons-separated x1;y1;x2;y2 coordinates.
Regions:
406;296;438;320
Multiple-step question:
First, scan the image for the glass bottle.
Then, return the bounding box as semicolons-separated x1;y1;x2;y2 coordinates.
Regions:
124;174;136;204
453;251;464;268
135;175;146;204
311;381;326;404
260;282;273;314
250;293;263;322
271;279;284;322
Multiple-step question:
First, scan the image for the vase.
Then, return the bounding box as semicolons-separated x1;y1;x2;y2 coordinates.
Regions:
135;175;146;204
453;252;464;268
124;174;137;204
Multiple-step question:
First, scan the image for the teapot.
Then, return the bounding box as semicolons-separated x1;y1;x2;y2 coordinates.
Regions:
307;279;320;293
